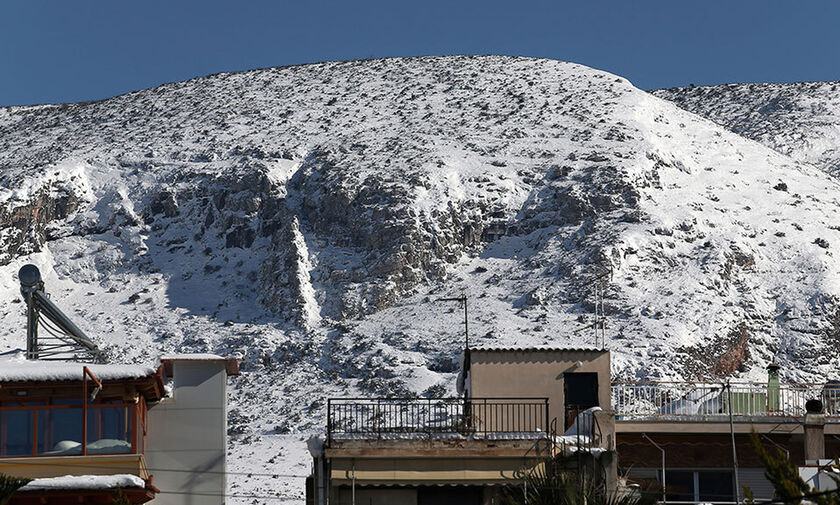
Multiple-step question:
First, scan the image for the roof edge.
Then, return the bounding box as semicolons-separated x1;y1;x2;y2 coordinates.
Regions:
159;355;240;376
469;347;608;353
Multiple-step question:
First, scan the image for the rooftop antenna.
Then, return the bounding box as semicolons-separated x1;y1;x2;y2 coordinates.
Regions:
438;294;471;404
18;264;107;363
572;267;612;349
437;295;469;350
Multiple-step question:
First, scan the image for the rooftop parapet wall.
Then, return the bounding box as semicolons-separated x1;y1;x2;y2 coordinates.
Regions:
326;436;552;459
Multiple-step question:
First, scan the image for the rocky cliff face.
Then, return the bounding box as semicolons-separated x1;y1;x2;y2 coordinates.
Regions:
2;56;840;502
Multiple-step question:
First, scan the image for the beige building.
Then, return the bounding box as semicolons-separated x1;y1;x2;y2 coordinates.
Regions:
467;347;611;430
310;347;840;505
308;347;616;505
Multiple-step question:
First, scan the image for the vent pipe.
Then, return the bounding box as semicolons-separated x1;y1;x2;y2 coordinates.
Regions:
804;399;825;462
767;363;781;412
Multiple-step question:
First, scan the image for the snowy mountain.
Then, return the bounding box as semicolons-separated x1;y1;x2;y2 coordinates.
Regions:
2;56;840;502
654;81;840;176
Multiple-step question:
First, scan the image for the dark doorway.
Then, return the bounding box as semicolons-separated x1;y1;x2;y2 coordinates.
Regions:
418;486;482;505
563;372;599;429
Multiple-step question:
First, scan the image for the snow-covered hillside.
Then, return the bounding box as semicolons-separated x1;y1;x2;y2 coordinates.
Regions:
654;81;840;176
3;56;840;502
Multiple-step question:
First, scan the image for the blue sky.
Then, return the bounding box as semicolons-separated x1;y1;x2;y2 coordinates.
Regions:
2;1;839;106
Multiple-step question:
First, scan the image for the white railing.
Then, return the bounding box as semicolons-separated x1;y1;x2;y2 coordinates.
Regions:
612;381;840;421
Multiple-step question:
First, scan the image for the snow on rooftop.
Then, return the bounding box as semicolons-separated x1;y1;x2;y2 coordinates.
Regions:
18;474;145;491
470;346;606;353
159;353;225;361
159;353;240;376
0;355;156;383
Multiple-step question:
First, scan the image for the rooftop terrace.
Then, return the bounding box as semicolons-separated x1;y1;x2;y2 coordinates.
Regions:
612;381;840;422
326;397;550;444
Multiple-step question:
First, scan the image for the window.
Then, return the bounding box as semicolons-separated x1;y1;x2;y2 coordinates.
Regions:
0;397;139;458
665;470;695;502
0;409;35;456
87;405;132;454
38;401;83;455
663;470;734;504
698;471;734;502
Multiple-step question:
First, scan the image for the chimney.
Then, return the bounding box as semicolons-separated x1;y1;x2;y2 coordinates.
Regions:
803;399;825;462
767;363;780;412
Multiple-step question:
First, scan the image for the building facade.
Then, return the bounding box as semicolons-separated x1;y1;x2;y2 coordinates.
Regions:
613;366;840;503
310;348;840;505
0;354;238;505
308;347;615;505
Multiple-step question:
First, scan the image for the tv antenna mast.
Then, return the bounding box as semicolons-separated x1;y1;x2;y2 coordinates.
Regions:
437;294;469;350
572;267;612;349
18;264;107;363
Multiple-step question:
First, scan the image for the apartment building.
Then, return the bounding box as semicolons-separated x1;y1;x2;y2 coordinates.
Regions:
309;347;840;505
307;347;614;505
613;364;840;503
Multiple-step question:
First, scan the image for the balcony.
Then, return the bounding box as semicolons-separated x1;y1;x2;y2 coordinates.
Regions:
326;397;550;445
612;381;840;422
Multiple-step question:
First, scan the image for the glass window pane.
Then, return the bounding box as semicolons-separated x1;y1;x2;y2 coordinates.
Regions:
38;408;83;455
698;471;734;502
664;470;695;502
1;410;34;456
53;398;82;406
87;406;131;454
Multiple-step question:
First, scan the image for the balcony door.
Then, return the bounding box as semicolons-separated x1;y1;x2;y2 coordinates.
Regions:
563;372;599;429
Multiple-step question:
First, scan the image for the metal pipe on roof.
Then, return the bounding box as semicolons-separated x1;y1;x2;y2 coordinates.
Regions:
17;264;106;363
726;382;742;505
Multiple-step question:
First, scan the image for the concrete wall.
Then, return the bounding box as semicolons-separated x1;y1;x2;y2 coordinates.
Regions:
468;349;610;428
146;361;228;505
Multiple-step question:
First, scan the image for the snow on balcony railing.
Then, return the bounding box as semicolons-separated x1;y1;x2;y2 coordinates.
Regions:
326;397;549;443
612;381;840;421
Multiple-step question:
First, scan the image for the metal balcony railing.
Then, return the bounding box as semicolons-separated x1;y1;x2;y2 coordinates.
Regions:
612;381;840;421
326;397;549;443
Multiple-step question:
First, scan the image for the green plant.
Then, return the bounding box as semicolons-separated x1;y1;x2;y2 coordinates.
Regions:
112;487;132;505
0;473;32;505
749;431;840;505
500;461;657;505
